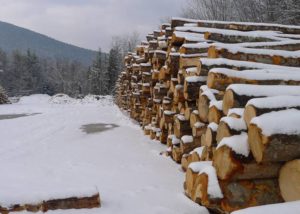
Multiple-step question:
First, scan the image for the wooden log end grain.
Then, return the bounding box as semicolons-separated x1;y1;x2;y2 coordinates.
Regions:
279;159;300;202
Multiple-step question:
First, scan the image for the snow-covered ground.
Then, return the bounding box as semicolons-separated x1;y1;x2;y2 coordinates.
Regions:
0;94;208;214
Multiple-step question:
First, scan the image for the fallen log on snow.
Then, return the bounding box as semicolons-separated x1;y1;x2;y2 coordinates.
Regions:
222;84;300;115
248;109;300;163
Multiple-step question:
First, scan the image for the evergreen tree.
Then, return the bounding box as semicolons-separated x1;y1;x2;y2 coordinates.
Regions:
89;48;109;95
0;84;9;104
107;46;122;93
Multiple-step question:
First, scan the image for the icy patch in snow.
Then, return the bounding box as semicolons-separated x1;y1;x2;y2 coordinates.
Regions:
80;123;119;134
0;113;40;121
251;109;300;136
217;132;249;157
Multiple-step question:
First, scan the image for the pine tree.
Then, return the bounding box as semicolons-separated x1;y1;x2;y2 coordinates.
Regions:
107;46;122;93
0;84;9;104
89;48;109;95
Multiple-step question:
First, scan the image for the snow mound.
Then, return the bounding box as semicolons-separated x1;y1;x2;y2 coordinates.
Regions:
49;94;76;104
18;94;51;104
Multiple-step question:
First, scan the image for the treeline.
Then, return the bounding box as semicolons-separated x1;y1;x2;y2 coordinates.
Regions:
182;0;300;25
0;32;140;97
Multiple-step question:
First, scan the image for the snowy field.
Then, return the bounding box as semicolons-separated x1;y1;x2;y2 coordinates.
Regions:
0;94;208;214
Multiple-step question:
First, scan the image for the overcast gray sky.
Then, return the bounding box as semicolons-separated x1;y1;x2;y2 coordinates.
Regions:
0;0;185;51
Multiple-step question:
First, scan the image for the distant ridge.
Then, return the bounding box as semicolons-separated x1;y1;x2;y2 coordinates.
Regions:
0;21;97;65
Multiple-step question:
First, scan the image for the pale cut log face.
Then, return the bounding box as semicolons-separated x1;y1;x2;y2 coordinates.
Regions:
279;159;300;202
248;125;264;163
213;146;241;180
216;122;231;144
223;90;234;115
244;105;257;128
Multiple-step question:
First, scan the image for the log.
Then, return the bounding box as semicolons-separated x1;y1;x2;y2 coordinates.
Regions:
204;123;218;147
208;101;223;124
219;179;283;213
198;58;300;77
174;114;192;138
184;161;212;199
244;95;300;127
207;68;300;91
171;17;197;28
208;45;300;67
197;20;300;34
216;117;247;144
180;54;203;69
183;76;207;101
172;145;182;163
192;121;206;138
248;109;300;163
222;84;300;115
190;110;200;128
228;108;244;119
198;87;221;123
205;32;272;43
180;43;210;55
213;144;282;181
42;193;101;211
192;166;223;210
279;159;300;202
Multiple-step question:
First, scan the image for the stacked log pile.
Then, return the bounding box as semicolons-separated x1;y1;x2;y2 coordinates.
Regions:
115;17;300;213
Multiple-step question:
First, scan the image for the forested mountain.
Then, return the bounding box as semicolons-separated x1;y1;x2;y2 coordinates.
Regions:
0;21;96;66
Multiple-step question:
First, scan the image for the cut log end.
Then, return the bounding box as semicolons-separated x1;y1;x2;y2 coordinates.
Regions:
248;124;265;163
223;89;234;115
279;159;300;202
244;105;257;127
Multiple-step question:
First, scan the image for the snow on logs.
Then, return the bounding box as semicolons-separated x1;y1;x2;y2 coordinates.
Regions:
115;17;300;214
222;84;300;115
208;45;300;67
